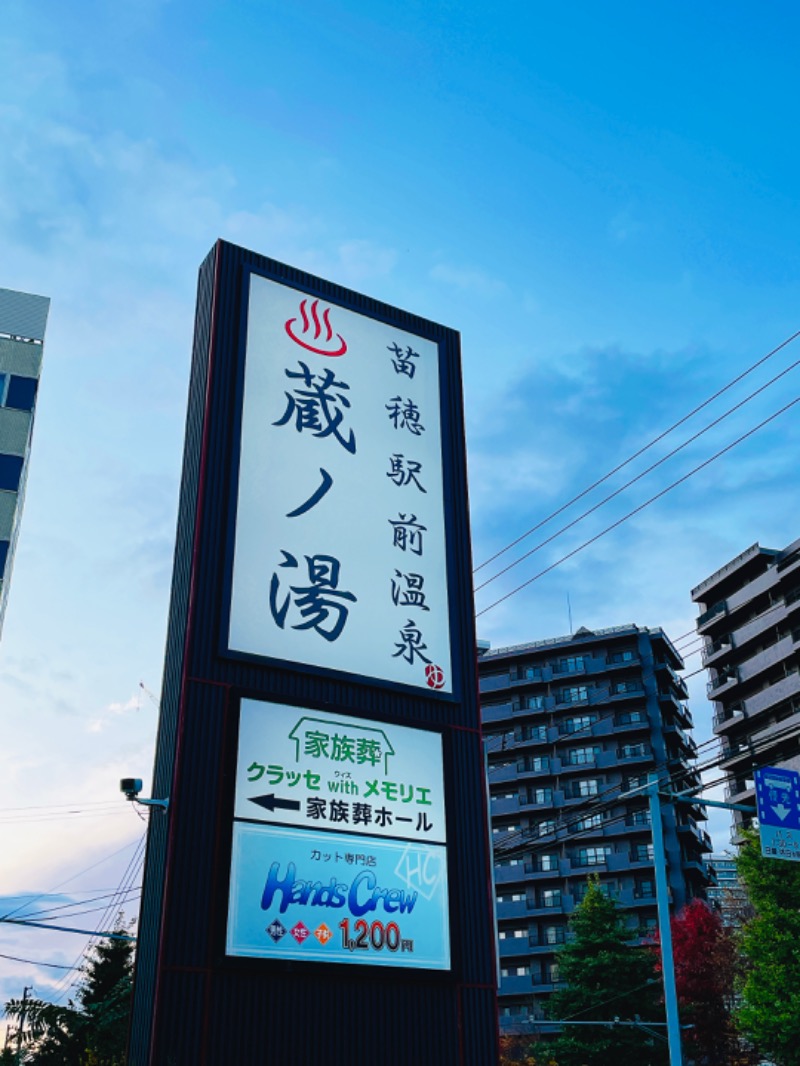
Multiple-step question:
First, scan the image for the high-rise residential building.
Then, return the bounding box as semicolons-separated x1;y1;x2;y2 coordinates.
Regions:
479;623;710;1029
692;538;800;842
707;855;748;926
0;287;49;638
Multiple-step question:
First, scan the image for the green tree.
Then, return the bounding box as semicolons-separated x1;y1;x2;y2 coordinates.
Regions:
736;830;800;1066
4;926;133;1066
546;879;666;1066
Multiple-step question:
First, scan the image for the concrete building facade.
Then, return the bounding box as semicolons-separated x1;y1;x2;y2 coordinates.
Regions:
0;287;49;638
692;538;800;842
479;623;710;1028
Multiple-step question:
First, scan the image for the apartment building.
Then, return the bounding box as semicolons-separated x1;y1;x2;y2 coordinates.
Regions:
0;287;49;638
692;538;800;842
479;623;710;1028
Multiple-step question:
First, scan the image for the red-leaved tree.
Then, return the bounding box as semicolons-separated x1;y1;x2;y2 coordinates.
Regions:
652;898;749;1065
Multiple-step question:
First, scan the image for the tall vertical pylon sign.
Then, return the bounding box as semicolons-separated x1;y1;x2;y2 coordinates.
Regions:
129;242;499;1066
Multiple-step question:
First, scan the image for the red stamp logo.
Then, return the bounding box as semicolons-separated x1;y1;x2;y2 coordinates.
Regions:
285;298;347;357
290;921;310;944
425;663;446;690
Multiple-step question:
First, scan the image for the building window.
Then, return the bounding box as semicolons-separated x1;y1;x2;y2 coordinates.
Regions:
608;649;635;664
525;695;545;710
497;892;525;902
500;965;529;977
562;714;597;734
526;787;553;805
520;725;548;743
635;879;656;898
536;819;557;837
617;710;646;726
619;743;648;759
567;778;600;798
574;880;613;902
627;808;651;826
536;854;559;872
623;774;648;791
498;927;527;940
566;746;599;766
557;656;586;673
559;684;589;704
571;812;606;832
540;888;562;908
632;843;654;862
0;454;24;493
518;755;549;773
542;925;565;945
577;846;612;866
613;680;643;695
5;375;38;412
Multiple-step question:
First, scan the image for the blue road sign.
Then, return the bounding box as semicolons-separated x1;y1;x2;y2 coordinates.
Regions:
755;766;800;862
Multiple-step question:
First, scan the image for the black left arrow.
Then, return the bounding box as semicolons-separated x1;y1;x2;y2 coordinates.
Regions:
248;793;302;813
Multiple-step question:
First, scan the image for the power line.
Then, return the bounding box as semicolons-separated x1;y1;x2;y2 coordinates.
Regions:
473;328;800;575
0;835;144;921
476;393;800;618
475;351;800;594
0;952;74;971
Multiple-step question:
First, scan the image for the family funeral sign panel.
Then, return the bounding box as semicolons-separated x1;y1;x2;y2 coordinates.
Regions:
227;699;450;968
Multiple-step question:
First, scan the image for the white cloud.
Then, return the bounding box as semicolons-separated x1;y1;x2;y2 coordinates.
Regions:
430;262;507;296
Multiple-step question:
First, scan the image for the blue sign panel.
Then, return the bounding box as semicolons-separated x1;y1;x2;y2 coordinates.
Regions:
227;823;450;968
755;766;800;862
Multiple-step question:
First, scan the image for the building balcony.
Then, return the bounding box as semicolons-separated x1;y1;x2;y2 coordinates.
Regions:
677;821;713;852
493;864;528;885
490;795;521;817
479;672;511;694
487;762;520;784
531;974;565;990
499;974;537;996
707;669;739;697
713;703;745;731
702;634;734;666
498;937;534;958
496;899;528;921
656;660;689;698
724;779;755;803
657;688;686;715
697;600;728;632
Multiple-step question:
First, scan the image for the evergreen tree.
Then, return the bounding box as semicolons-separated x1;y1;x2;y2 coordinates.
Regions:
4;925;133;1066
736;831;800;1066
546;879;666;1066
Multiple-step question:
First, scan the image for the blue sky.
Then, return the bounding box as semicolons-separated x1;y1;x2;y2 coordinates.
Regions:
2;0;800;1016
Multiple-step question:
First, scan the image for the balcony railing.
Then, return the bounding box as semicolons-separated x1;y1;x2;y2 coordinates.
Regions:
697;600;728;628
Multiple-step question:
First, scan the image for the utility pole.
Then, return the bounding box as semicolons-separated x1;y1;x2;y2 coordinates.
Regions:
647;775;683;1066
15;986;30;1066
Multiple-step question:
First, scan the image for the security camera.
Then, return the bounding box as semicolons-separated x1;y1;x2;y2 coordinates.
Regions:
119;777;169;811
120;778;143;800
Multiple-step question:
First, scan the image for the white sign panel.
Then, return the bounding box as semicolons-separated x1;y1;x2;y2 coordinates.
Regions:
228;274;452;693
227;698;450;968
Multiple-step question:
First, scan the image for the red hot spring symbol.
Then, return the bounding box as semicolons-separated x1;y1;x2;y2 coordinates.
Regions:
425;664;446;690
285;298;348;357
